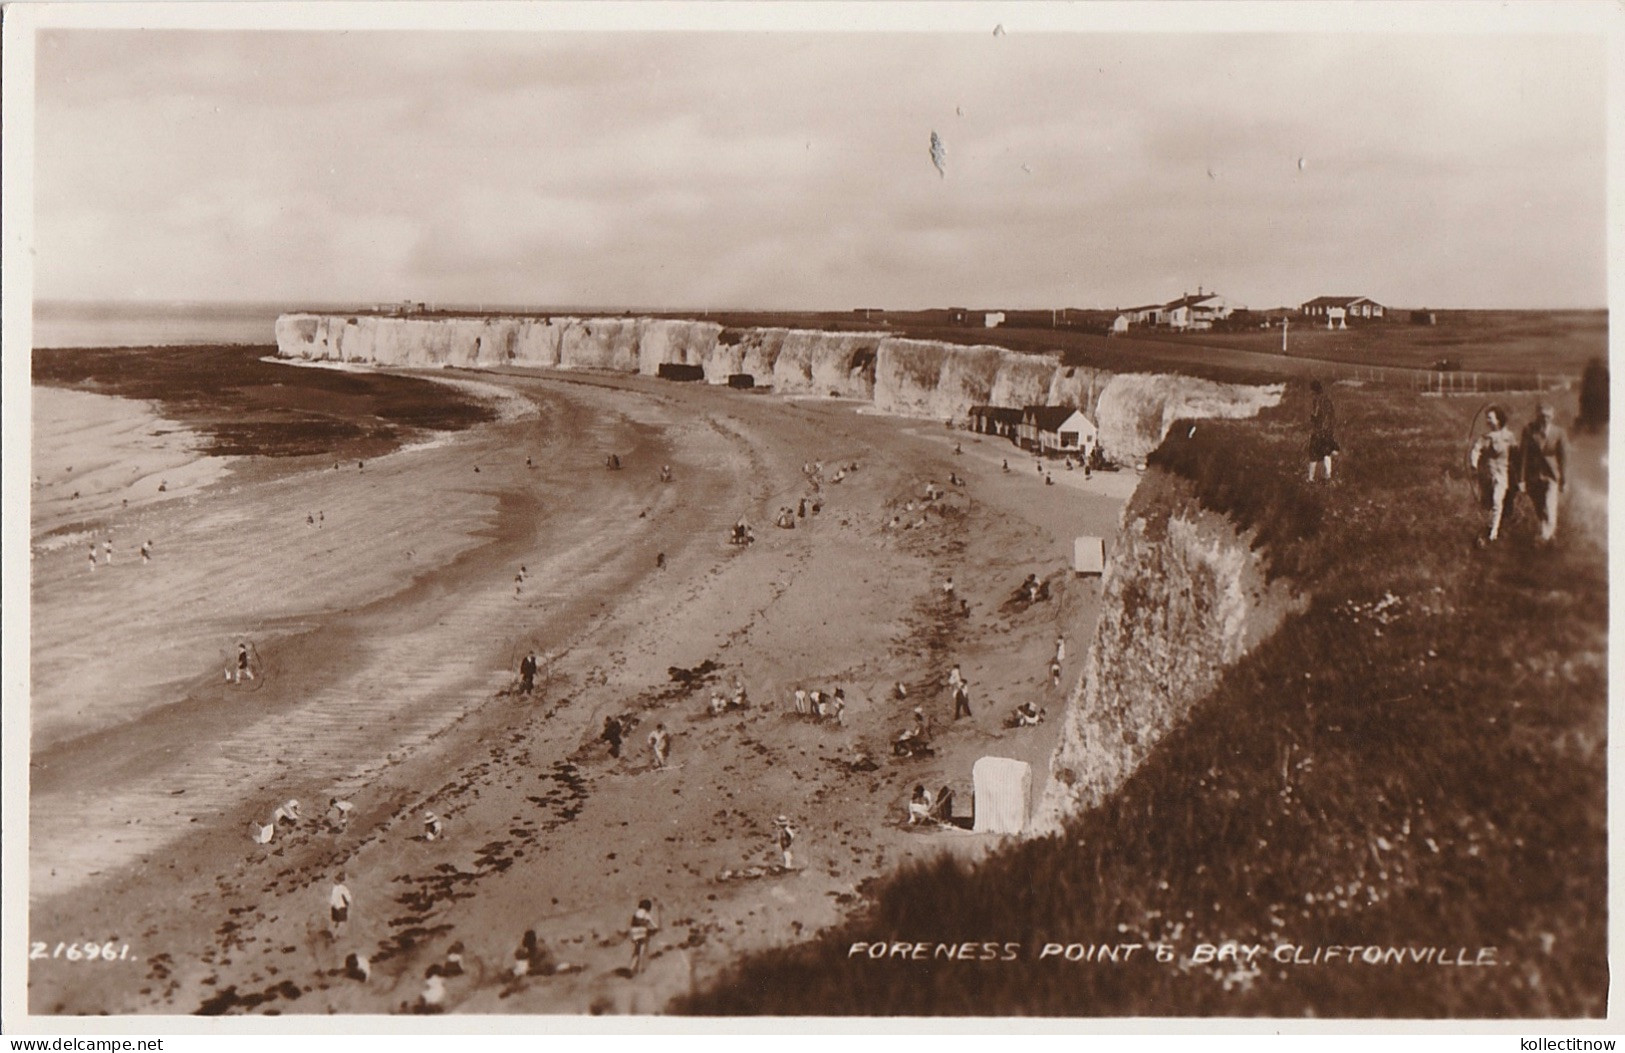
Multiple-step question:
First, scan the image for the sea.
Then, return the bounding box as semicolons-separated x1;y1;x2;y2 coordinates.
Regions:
32;300;317;350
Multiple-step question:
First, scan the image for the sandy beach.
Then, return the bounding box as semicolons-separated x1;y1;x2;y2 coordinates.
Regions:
28;365;1129;1015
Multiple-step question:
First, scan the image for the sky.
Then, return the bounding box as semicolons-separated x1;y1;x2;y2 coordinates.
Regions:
28;20;1610;311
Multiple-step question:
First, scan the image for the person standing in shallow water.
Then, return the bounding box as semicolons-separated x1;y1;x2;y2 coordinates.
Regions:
1307;380;1340;482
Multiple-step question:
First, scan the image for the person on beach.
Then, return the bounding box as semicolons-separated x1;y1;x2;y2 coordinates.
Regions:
307;514;315;526
513;929;558;977
234;643;254;684
519;650;539;695
894;681;909;703
1519;402;1569;544
327;797;354;832
417;965;447;1013
88;545;98;573
344;952;371;983
1469;405;1518;545
1002;459;1010;473
1050;658;1063;688
1013;701;1044;727
104;539;114;565
140;540;152;564
908;784;934;825
953;680;973;721
773;815;797;869
947;664;963;692
629;899;660;976
943;576;955;601
649;724;671;769
273;798;302;826
1055;635;1067;664
1307;380;1340;482
602;716;624;758
423;812;443;841
793;687;809;715
660;465;673;483
329;874;353;937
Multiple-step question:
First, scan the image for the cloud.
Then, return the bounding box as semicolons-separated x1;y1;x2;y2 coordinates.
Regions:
31;28;1607;309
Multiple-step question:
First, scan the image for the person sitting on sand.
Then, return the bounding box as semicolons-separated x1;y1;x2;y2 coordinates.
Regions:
329;873;353;937
513;929;558;977
417;965;447;1013
441;941;467;977
709;691;727;717
273;798;302;826
1013;701;1043;728
894;681;909;702
344;952;370;983
601;716;624;758
327;797;354;831
649;724;671;769
629;899;660;976
1002;459;1010;473
908;784;934;825
731;677;749;710
423;812;443;841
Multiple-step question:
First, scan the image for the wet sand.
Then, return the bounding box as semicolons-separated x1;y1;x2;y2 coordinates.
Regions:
28;366;1129;1015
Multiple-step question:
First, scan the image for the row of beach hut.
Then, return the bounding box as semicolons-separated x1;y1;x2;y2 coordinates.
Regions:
967;405;1097;458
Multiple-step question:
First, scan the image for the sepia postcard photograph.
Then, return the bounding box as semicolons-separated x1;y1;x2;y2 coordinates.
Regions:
2;0;1616;1030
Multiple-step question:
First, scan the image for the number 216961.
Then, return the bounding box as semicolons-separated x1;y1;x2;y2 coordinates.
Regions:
30;941;133;962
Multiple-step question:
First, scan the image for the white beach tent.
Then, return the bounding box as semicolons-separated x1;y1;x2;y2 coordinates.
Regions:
972;756;1032;835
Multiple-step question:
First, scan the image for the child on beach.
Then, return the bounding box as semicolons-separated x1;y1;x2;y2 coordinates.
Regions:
629;899;660;976
423;812;443;841
329;874;353;937
648;724;671;769
327;797;354;832
773;815;798;868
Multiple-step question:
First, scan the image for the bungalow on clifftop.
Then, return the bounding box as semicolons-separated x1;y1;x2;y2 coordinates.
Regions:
1300;295;1385;320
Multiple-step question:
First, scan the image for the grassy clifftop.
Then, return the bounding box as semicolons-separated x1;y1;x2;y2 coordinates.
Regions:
675;384;1606;1017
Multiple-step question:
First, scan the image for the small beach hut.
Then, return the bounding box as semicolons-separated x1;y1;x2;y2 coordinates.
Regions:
972;756;1032;835
1073;536;1106;576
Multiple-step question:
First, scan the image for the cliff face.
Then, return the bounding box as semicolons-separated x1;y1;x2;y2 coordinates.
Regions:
1034;470;1301;829
274;314;1280;464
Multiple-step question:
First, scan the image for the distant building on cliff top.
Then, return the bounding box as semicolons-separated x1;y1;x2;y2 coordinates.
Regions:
1114;289;1239;331
1300;295;1385;320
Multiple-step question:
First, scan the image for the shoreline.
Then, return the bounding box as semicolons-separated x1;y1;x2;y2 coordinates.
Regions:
28;364;1131;1015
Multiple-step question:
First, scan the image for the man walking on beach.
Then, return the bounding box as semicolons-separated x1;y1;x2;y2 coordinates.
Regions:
519;651;539;695
1519;402;1569;544
953;680;973;721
